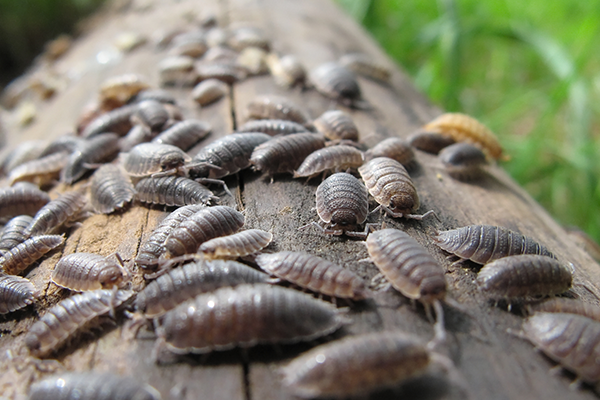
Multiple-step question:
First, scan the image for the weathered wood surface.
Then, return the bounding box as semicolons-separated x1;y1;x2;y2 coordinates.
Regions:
1;0;600;399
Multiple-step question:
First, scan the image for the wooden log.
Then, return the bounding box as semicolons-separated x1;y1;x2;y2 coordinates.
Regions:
0;0;598;399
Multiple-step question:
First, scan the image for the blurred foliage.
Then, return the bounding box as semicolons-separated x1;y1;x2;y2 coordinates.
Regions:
338;0;600;242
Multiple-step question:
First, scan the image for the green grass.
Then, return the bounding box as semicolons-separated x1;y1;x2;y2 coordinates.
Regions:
338;0;600;242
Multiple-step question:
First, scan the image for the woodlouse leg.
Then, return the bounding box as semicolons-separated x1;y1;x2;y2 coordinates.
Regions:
195;178;233;198
427;300;446;350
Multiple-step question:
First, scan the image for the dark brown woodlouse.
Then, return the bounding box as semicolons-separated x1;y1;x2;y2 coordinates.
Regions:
245;95;310;125
236;119;309;136
61;132;121;184
310;62;362;107
0;183;50;222
407;130;456;154
25;190;87;237
80;104;137;138
0;274;39;314
7;151;69;186
90;164;136;214
51;252;127;291
123;143;190;177
135;176;218;207
255;251;370;300
293;145;364;180
250;133;325;178
188;132;271;179
476;255;573;301
439;142;488;181
132;100;171;132
339;52;392;83
165;205;245;256
199;229;273;259
24;289;134;357
0;215;32;251
364;137;416;168
135;204;205;269
155;284;346;355
135;259;271;318
359;157;432;220
526;298;600;322
433;225;555;265
151;119;211;151
313;110;359;141
0;234;65;275
191;79;228;106
28;372;162;400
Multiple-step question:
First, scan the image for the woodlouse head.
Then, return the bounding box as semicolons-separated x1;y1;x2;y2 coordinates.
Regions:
419;276;447;303
159;151;190;172
98;264;127;289
389;193;419;215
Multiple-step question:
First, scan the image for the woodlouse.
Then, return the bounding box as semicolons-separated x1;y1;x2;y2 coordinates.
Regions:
38;135;82;158
476;255;573;301
365;137;415;168
236;119;309;136
237;47;269;76
51;252;127;291
228;27;270;51
199;229;273;259
0;234;65;274
293;145;364;180
165;205;244;256
151;119;211;151
338;52;392;83
28;372;161;400
135;176;217;207
131;100;170;132
135;259;271;317
195;63;245;84
191;79;228;106
2;140;47;174
132;89;177;105
0;215;32;251
7;151;69;186
135;204;205;269
439;142;487;180
250;133;325;178
359;157;432;219
123;143;190;177
61;132;121;184
310;62;362;107
424;113;504;160
155;284;346;355
0;274;39;314
158;55;197;87
80;104;137;138
433;225;554;265
188;132;271;179
245;95;310;125
24;289;133;357
255;251;369;300
407;130;456;154
0;183;50;222
90;164;136;214
119;124;155;152
526;298;600;322
25;190;87;236
313;110;359;141
99;73;150;109
266;53;307;88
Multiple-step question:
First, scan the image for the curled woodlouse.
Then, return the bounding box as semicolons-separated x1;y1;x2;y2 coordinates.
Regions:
310;62;362;107
124;143;191;177
151;119;211;151
135;176;218;207
80;104;137;138
237;47;269;76
433;225;554;265
339;53;392;83
0;234;65;275
365;137;415;168
522;312;600;385
99;73;150;109
293;145;364;180
313;110;359;142
0;183;50;222
90;164;136;214
266;53;307;88
0;215;32;251
135;204;205;269
61;132;121;184
256;251;369;299
158;55;197;87
199;229;273;259
132;89;177;105
424;113;504;160
246;95;310;125
0;274;39;314
439;142;488;180
165;205;244;256
7;151;69;186
228;27;270;51
250;133;325;177
477;255;573;301
51;252;127;291
195;62;246;84
526;298;600;322
25;190;87;236
407;130;456;154
135;259;271;317
359;157;432;220
132;100;170;132
188;132;271;179
29;372;162;400
236;119;309;136
191;79;228;106
24;289;134;357
155;284;346;355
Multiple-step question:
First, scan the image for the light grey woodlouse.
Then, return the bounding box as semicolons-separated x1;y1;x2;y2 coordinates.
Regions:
237;47;269;76
245;95;310;125
191;79;228;106
135;176;218;207
135;204;205;269
250;133;325;177
195;63;245;84
25;190;87;236
99;73;150;109
433;225;555;265
293;145;364;180
0;234;65;275
0;215;32;251
199;229;273;259
28;372;161;400
135;259;271;317
310;62;362;107
61;132;121;184
0;183;50;222
7;151;69;186
165;205;244;256
155;284;346;355
0;274;39;314
24;289;134;357
255;251;370;300
90;164;136;214
365;137;415;168
131;100;171;132
151;119;211;151
38;135;82;158
339;53;392;83
123;143;190;177
236;119;309;136
119;124;155;152
266;53;306;88
80;104;137;138
477;255;573;301
313;110;359;141
228;27;270;51
2;140;47;174
526;298;600;322
51;252;127;291
158;55;197;87
407;130;456;154
439;142;488;180
132;89;177;105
